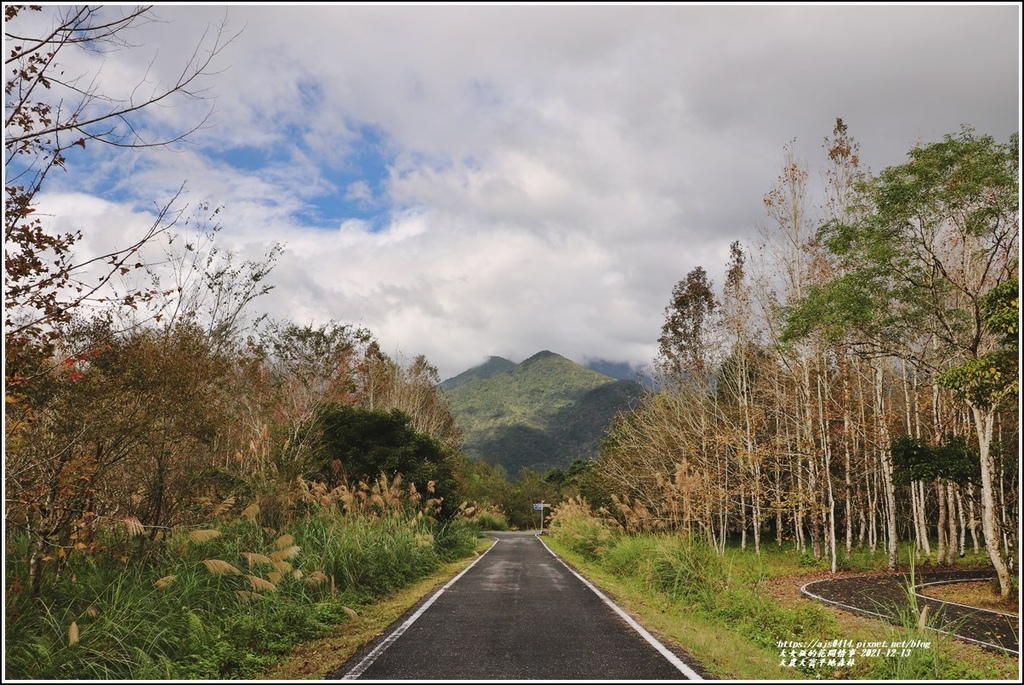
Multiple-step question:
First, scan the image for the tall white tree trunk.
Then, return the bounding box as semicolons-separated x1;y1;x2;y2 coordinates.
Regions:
936;482;948;565
916;481;931;557
874;365;898;569
970;403;1011;597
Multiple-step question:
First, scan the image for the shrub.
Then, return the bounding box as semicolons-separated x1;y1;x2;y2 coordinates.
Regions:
432;518;480;562
471;511;510;532
548;496;617;560
648;537;726;606
600;535;658;578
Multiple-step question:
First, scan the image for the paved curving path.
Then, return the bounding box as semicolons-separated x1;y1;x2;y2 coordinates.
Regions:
802;569;1019;656
331;532;705;680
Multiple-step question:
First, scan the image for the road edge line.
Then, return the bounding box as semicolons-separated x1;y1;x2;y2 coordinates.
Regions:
340;536;500;680
537;534;705;681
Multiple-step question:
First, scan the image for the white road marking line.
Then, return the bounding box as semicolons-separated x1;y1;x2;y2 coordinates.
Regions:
537;535;705;681
341;538;499;680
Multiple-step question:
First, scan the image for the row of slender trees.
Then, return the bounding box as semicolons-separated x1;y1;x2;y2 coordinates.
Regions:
597;120;1019;596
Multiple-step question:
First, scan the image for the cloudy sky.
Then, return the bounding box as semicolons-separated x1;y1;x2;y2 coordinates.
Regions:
16;3;1021;380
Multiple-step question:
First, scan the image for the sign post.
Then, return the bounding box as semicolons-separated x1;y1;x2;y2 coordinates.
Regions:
533;502;549;533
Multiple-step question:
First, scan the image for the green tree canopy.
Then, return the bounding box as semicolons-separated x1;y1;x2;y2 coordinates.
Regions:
657;266;716;380
314;404;459;518
890;434;981;486
806;127;1018;362
938;275;1019;408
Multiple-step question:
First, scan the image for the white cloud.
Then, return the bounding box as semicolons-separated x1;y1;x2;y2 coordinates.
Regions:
344;181;374;205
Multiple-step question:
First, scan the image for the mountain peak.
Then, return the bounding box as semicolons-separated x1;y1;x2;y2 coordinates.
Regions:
519;350;562;366
442;351;644;474
439;355;517;392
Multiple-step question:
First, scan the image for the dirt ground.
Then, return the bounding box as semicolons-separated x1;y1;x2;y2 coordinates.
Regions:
919;580;1018;616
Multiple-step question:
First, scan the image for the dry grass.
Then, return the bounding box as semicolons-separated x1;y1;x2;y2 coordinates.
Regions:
262;538;492;680
918;580;1019;616
240;551;274;568
188;529;221;544
201;559;241;576
246;574;278;592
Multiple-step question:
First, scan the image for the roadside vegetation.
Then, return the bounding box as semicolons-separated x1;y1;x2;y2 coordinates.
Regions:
546;499;1019;680
5;479;485;680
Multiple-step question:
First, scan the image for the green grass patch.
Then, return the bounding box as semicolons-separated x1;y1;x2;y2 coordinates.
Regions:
5;510;480;680
469;511;510;532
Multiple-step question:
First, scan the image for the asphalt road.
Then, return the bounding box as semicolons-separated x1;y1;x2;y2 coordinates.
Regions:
332;531;703;681
802;569;1019;656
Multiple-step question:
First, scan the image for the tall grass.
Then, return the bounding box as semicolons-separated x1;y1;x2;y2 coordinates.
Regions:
547;496;615;560
466;507;510;533
5;477;480;680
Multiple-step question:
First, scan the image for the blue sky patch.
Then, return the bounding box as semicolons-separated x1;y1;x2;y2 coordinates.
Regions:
201;122;400;231
300;124;395;230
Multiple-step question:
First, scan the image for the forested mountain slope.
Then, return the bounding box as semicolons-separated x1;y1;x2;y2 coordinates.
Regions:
442;351;644;474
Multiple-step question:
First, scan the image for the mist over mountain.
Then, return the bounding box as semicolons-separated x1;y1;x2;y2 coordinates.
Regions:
584;359;646;383
441;351;644;474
